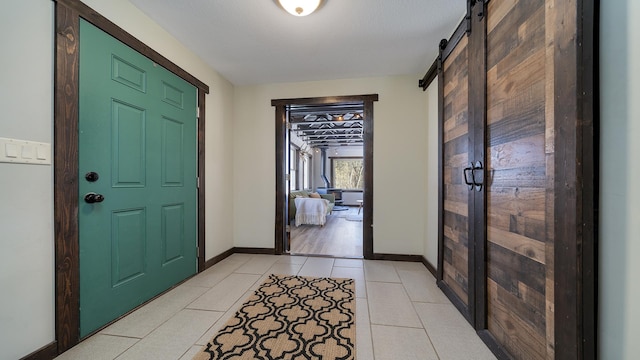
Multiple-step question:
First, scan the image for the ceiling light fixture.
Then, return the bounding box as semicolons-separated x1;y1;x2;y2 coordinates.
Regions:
276;0;323;17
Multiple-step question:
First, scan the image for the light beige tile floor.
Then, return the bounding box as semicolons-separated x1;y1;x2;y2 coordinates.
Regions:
54;254;496;360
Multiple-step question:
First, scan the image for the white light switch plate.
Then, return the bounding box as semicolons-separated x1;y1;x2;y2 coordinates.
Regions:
0;137;51;165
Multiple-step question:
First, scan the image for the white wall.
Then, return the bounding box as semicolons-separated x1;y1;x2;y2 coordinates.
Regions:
340;192;364;207
424;81;439;268
233;76;429;254
600;0;640;358
0;2;55;359
311;148;324;189
0;1;235;358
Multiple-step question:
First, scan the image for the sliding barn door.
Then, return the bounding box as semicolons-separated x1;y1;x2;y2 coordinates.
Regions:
435;1;596;359
439;35;472;317
485;0;554;357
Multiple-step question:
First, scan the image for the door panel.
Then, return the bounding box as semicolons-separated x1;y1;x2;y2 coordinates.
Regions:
112;55;147;92
111;209;146;287
441;35;470;309
162;81;185;108
162;117;185;186
79;19;197;337
112;100;146;187
486;0;553;358
161;204;185;265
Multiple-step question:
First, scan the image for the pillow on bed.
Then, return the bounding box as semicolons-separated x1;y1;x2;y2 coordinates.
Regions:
309;192;321;198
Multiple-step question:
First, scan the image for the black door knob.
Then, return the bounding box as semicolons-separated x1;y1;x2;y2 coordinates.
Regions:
85;172;100;182
84;192;105;204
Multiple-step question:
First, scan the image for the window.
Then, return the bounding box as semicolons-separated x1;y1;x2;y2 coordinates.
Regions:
303;155;311;190
289;147;297;191
331;157;364;190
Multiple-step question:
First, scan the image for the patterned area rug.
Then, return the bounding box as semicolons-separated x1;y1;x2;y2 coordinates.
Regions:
194;274;355;360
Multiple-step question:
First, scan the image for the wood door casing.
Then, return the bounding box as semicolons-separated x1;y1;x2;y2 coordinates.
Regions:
272;95;378;259
441;35;470;310
486;0;553;358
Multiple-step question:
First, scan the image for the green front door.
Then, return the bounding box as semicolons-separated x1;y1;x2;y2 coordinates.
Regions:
78;20;197;337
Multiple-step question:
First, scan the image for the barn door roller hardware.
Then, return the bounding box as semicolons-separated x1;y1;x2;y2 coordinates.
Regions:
466;0;487;35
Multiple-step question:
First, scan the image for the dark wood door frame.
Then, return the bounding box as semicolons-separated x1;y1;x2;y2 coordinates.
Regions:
272;95;378;259
53;0;209;354
467;0;488;335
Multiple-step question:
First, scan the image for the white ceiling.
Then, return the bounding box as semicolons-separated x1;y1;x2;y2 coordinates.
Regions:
129;0;465;86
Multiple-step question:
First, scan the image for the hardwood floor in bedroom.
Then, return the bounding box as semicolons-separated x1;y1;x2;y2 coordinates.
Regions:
290;206;363;257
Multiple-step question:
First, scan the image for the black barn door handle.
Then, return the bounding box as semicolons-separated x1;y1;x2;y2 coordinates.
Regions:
463;164;474;191
471;160;484;191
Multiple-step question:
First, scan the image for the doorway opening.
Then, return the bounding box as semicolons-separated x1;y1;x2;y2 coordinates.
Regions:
289;105;364;257
272;95;378;259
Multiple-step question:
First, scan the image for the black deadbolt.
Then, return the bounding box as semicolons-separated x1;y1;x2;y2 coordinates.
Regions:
85;172;99;182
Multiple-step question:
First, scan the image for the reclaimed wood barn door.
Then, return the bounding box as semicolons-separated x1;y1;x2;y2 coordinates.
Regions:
435;1;596;359
439;34;473;319
485;0;553;357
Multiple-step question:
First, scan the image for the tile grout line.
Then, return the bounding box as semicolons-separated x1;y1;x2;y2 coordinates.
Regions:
366;323;427;330
112;337;139;360
399;263;443;360
398;262;442;359
177;346;196;360
187;263;269;354
100;334;143;340
409;296;442;360
185;258;269;351
363;273;376;360
193;255;311;354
